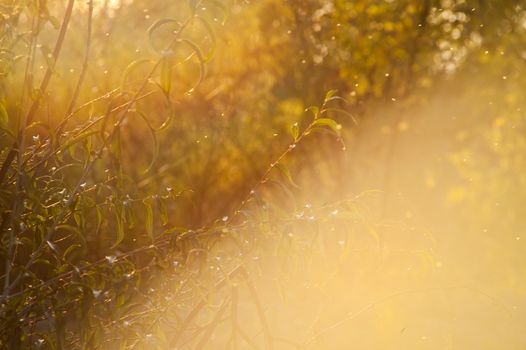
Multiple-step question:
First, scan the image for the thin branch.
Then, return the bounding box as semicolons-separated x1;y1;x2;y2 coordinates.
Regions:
238;268;273;350
0;0;75;186
195;297;231;349
64;0;94;119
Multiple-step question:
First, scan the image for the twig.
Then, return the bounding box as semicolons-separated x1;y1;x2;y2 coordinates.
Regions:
238;268;274;350
171;264;242;347
195;296;231;349
64;0;94;119
230;286;239;350
0;0;75;186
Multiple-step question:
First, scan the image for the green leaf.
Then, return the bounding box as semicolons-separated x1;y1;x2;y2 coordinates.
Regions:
147;18;181;53
46;240;61;256
154;107;174;132
63;244;82;261
324;95;350;104
0;102;8;128
40;3;60;29
111;207;125;249
290;122;299;141
120;59;154;92
178;39;206;92
125;202;136;229
144;199;154;240
95;206;102;235
32;258;53;269
195;16;217;62
276;163;299;189
320;107;357;125
58;130;98;153
310;118;342;136
160;53;173;96
111;126;122;160
55;224;86;245
73;201;84;227
305;106;319;119
133;110;159;173
324;89;337;104
157;197;168;226
47;15;60;29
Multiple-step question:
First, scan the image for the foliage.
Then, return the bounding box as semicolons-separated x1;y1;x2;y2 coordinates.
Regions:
1;0;526;348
